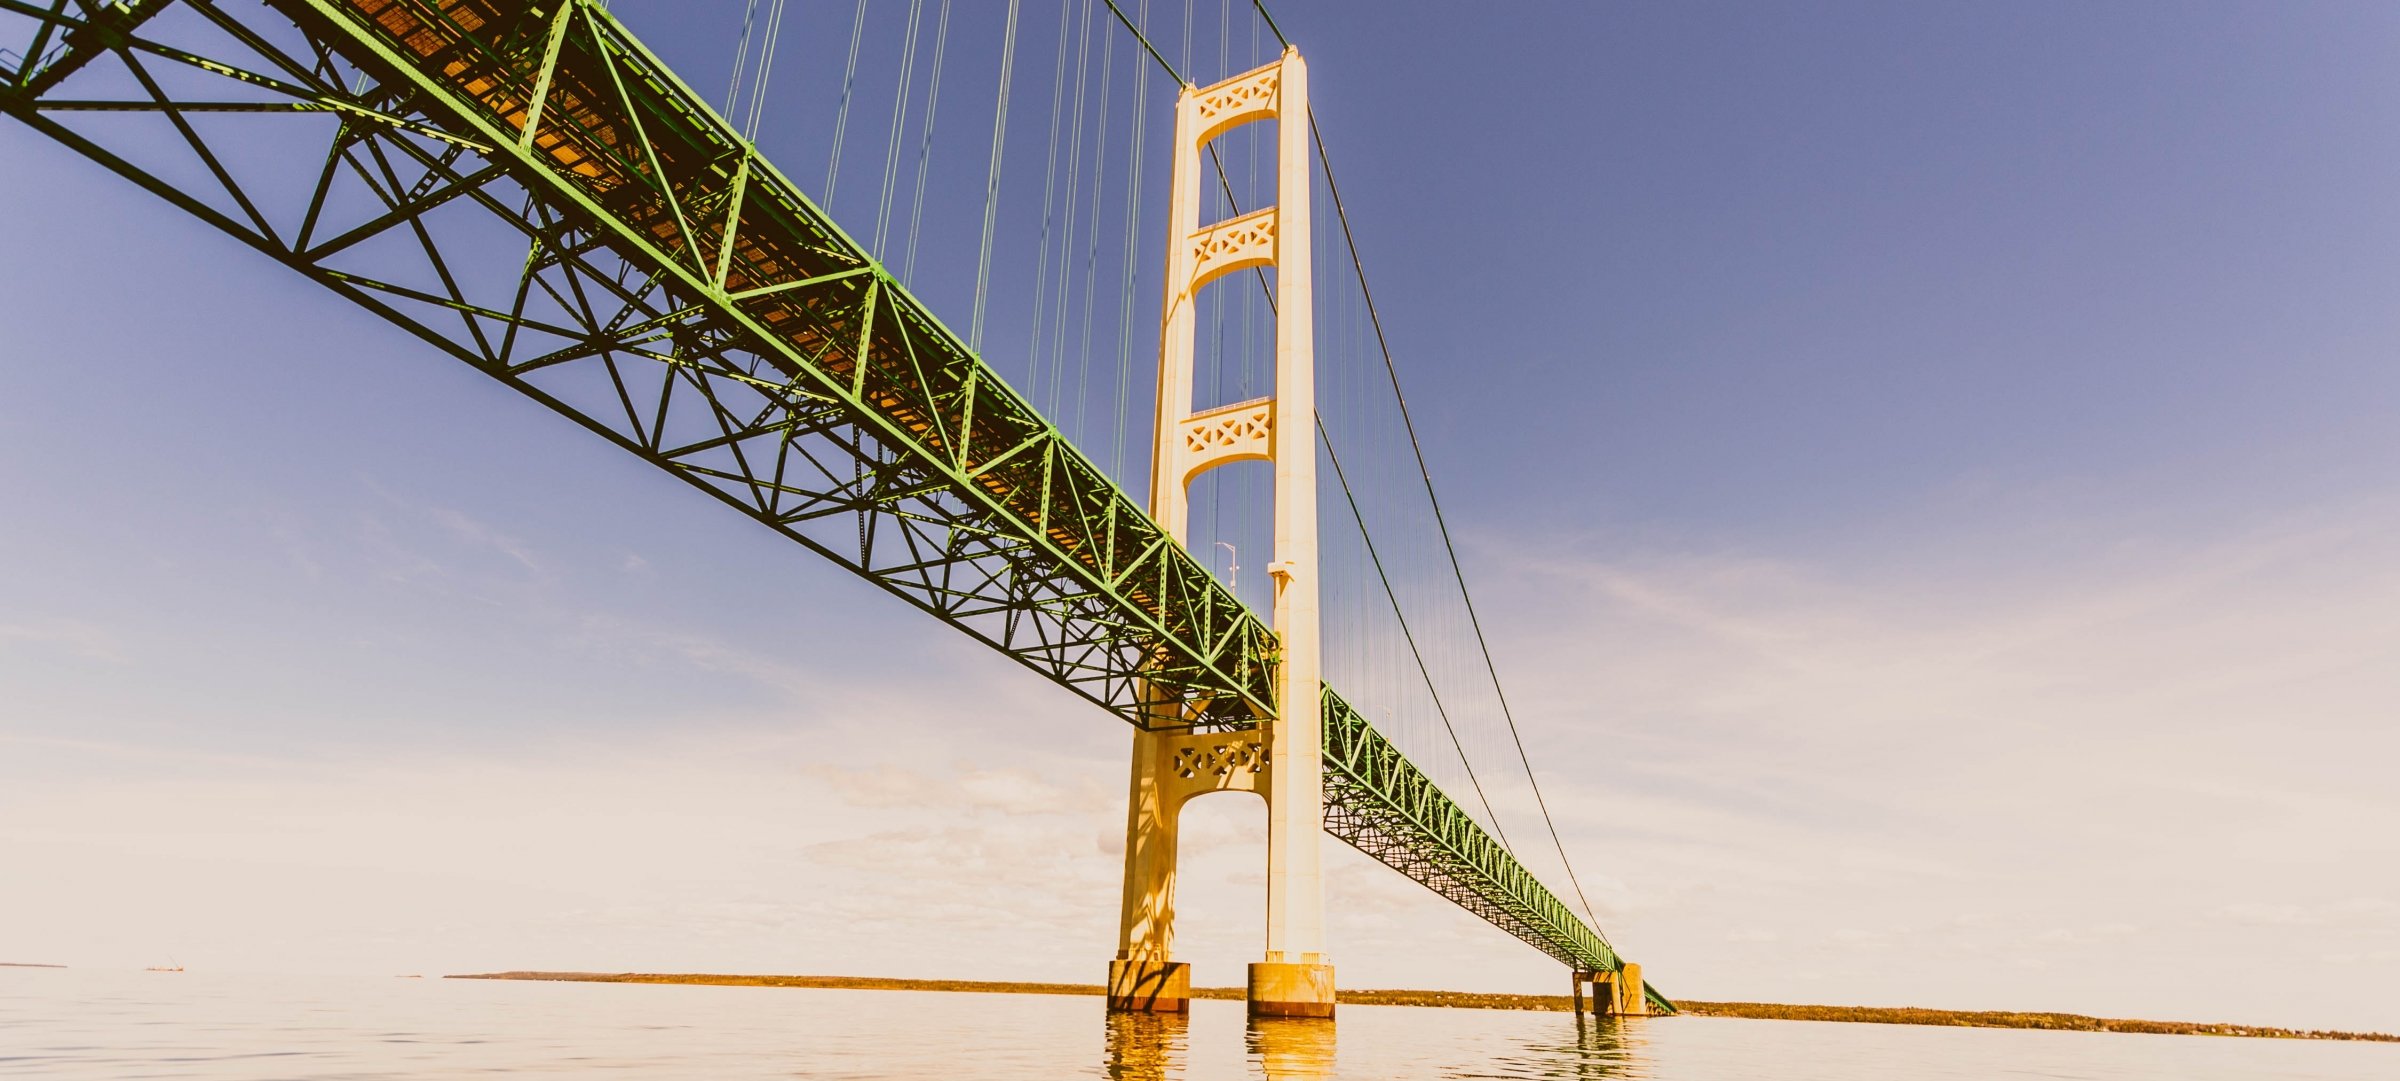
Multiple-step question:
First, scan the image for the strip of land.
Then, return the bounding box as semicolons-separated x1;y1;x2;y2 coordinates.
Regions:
0;962;67;969
448;972;2395;1043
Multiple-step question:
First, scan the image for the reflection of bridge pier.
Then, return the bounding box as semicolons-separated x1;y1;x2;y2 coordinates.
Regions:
1564;1015;1648;1080
1246;1017;1336;1080
1101;1010;1189;1081
1102;1012;1336;1081
1101;1006;1648;1080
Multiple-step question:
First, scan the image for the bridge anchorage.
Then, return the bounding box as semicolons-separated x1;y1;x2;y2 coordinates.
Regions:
0;0;1669;1022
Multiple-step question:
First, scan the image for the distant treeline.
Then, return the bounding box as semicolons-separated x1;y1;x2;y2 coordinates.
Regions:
449;972;2397;1043
1674;1000;2397;1043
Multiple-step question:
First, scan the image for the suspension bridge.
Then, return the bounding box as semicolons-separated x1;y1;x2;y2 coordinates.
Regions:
0;0;1669;1019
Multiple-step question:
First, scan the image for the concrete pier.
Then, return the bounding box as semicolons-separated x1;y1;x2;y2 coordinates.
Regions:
1247;960;1337;1019
1107;959;1192;1014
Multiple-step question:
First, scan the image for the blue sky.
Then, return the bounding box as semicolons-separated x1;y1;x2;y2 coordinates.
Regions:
4;0;2398;1034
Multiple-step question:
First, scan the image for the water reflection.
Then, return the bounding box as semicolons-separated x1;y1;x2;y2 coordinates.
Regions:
1101;1011;1339;1080
1471;1016;1649;1080
1103;1010;1189;1080
1247;1016;1337;1080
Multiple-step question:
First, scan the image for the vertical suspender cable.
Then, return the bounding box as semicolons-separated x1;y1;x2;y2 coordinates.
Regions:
901;0;955;283
1310;112;1616;948
823;0;871;206
1025;0;1078;401
1045;0;1095;418
1318;418;1518;852
740;0;788;141
1109;0;1153;480
1071;16;1115;436
968;0;1022;354
722;0;762;118
1250;0;1287;48
872;0;928;259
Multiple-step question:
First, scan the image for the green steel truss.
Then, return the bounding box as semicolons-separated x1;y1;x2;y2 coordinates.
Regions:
3;0;1275;728
1324;687;1673;1013
0;0;1664;1008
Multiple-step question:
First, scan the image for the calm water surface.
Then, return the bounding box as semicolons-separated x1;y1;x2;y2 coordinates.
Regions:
3;969;2392;1079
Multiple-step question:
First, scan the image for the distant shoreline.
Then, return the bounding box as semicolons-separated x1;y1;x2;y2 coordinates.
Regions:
0;962;67;969
448;971;2397;1043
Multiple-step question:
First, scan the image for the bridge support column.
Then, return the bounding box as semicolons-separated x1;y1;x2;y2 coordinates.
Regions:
1246;960;1336;1019
1109;958;1193;1014
1111;727;1190;1013
1579;963;1647;1018
1116;44;1334;1021
1250;45;1334;1024
1108;728;1269;1013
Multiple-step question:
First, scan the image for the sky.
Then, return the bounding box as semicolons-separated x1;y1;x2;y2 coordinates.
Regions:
4;0;2400;1035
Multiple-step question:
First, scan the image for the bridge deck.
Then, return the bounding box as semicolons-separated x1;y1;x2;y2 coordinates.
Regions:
0;0;1665;1010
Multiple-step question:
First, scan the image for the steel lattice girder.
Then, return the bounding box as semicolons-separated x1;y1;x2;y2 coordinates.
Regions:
1322;688;1674;1013
0;0;1274;728
0;0;1659;1000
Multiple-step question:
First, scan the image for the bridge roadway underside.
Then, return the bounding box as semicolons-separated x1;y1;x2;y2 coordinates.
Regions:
0;0;1667;1012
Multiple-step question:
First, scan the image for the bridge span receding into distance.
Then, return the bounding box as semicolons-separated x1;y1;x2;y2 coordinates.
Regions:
0;0;1668;1019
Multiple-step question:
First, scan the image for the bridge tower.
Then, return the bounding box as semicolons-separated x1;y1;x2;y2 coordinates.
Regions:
1107;47;1333;1019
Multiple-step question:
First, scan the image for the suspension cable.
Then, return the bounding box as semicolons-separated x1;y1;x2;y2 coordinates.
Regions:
1310;110;1615;947
1102;0;1185;85
1106;0;1623;946
822;0;871;206
1318;415;1517;853
968;0;1023;353
901;0;955;283
1070;5;1117;435
871;0;929;259
721;0;761;118
742;0;788;140
1110;0;1155;479
1047;0;1096;418
1024;0;1078;404
1250;0;1288;48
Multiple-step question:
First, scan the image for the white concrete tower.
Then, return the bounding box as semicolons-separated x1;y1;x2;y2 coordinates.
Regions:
1106;46;1332;1019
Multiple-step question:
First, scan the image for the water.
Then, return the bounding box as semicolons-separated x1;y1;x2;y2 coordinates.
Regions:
3;969;2391;1079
